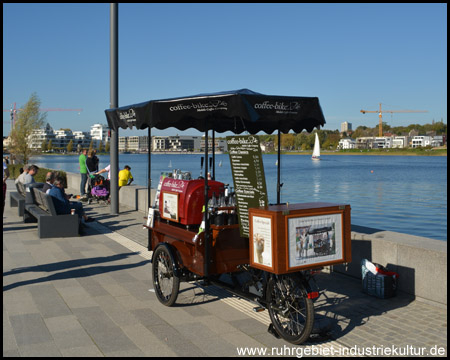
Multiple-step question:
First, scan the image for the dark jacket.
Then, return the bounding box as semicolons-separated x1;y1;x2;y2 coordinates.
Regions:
41;182;54;193
86;156;98;174
48;186;71;215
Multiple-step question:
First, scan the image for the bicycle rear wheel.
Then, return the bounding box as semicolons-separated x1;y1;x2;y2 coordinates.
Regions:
266;274;314;345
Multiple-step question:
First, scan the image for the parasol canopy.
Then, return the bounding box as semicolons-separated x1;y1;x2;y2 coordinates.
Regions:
104;89;325;134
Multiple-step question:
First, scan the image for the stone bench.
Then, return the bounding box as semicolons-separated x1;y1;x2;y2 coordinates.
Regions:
23;187;80;238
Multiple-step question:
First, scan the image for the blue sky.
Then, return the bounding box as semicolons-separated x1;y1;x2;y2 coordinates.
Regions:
3;3;447;137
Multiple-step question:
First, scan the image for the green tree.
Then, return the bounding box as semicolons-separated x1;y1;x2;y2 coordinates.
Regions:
9;92;47;164
98;140;103;153
67;139;74;153
105;141;110;153
47;139;53;152
281;133;295;150
41;139;48;152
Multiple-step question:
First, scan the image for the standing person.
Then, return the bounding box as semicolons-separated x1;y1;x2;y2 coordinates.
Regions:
93;149;99;172
85;149;98;198
3;159;10;215
86;149;98;174
79;148;88;199
118;165;133;187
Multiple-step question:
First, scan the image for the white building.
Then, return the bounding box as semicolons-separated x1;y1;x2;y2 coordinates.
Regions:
152;135;202;152
411;136;432;148
90;123;110;147
127;136;149;152
200;137;227;152
338;138;356;149
374;137;393;149
53;129;74;149
355;137;378;149
152;136;169;151
168;136;201;151
431;135;445;147
72;131;91;149
28;123;55;150
392;136;409;148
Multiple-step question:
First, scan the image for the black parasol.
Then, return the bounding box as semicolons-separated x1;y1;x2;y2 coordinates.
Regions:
104;89;325;134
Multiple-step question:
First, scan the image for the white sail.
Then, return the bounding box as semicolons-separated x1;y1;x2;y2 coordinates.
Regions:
312;133;320;160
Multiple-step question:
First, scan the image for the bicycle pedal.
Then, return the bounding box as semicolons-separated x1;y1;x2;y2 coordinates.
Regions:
253;306;265;313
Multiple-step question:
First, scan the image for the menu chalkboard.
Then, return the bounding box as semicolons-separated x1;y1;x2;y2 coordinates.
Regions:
226;135;268;237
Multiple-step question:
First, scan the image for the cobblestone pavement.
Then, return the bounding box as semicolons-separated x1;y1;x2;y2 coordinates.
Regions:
3;181;447;356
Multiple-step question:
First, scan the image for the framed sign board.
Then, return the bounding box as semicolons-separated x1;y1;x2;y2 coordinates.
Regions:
250;214;275;272
226;135;268;237
161;192;179;222
286;213;343;271
249;202;351;274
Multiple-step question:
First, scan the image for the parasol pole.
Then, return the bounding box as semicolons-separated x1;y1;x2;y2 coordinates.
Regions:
204;128;210;278
212;131;215;180
277;129;281;204
147;126;152;250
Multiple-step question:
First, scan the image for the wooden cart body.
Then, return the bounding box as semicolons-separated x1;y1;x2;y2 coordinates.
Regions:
149;201;351;277
150;220;249;277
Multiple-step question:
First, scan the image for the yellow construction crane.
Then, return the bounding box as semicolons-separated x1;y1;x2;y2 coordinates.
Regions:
360;103;428;137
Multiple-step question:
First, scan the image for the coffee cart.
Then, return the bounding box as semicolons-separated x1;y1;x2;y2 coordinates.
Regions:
105;89;351;345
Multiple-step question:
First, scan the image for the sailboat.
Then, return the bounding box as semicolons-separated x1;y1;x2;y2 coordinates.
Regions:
312;133;321;160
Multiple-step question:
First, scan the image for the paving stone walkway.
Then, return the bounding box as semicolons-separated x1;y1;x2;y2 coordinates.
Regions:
3;180;447;357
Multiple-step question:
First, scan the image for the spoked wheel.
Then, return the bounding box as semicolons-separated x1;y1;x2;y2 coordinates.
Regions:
152;245;180;306
266;274;314;345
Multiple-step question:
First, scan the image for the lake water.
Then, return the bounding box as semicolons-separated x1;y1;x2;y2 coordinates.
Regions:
29;153;447;242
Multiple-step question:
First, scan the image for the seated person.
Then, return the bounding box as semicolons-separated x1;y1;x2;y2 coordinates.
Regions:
48;176;94;223
41;171;56;193
118;165;133;187
19;165;39;185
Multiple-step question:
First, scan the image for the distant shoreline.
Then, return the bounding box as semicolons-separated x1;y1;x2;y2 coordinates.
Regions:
285;150;447;156
8;148;447;158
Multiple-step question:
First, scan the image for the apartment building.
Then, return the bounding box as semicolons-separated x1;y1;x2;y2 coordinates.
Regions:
373;137;393;149
392;136;409;148
27;124;108;151
340;121;352;134
200;137;228;152
338;138;356;149
152;136;202;152
411;136;433;148
90;123;109;147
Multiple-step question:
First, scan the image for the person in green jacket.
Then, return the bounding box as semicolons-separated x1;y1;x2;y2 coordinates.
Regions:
79;148;88;198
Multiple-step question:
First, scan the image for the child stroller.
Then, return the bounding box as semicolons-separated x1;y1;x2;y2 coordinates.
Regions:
89;174;110;204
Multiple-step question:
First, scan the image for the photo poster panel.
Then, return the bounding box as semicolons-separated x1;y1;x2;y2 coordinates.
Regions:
252;215;273;268
226;135;268;237
287;213;343;268
161;192;179;222
154;172;169;208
